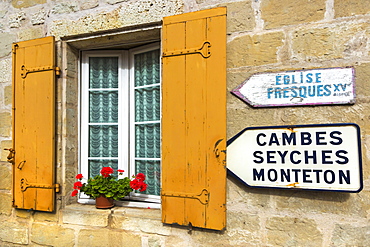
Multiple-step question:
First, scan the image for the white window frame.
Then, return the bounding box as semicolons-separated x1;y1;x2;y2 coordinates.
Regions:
78;43;161;207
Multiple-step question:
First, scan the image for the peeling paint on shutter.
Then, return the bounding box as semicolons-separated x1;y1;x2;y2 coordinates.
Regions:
161;7;227;231
12;36;58;212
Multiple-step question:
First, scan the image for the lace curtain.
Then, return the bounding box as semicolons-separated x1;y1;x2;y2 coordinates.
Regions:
134;49;161;196
88;57;119;177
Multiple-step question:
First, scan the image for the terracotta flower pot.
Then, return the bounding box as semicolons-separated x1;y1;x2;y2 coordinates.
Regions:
95;194;114;209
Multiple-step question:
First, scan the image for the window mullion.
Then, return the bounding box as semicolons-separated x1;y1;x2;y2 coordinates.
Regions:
119;50;130;178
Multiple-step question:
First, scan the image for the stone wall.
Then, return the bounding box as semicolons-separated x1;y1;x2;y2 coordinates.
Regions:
0;0;370;246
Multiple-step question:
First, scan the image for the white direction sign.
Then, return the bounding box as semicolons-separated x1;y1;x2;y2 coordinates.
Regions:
231;67;355;107
227;124;363;192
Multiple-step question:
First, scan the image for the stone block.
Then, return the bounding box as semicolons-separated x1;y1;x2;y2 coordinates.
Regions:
227;31;284;68
227;177;272;210
12;0;46;9
0;112;12;137
331;224;370;246
51;2;79;14
9;11;26;28
165;235;190;247
0;3;7;20
276;190;370;218
0;220;28;244
33;210;59;222
15;209;33;219
31;8;46;25
222;211;262;245
354;63;370;100
0;162;11;190
118;0;183;26
115;207;162;220
335;1;370;18
50;8;123;40
266;217;323;246
261;0;325;29
0;33;16;58
227;210;260;231
31;222;75;247
1;140;12;161
217;0;255;33
0;192;12;216
292;26;337;61
62;204;110;226
0;58;11;83
292;22;370;61
18;26;44;41
78;228;141;247
111;208;170;235
4;85;12;106
80;0;99;10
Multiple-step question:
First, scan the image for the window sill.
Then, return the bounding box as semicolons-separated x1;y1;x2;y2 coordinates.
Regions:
62;203;162;228
77;198;161;209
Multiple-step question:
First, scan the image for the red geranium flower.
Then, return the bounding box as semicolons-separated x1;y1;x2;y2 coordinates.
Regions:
117;169;124;174
75;174;83;180
71;190;78;197
130;179;140;190
135;173;146;181
100;167;114;178
139;182;147;192
130;178;148;192
74;181;83;189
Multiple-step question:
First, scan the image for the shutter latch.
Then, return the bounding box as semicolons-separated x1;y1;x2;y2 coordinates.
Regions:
162;41;211;58
4;148;15;164
20;65;61;78
162;188;209;205
20;178;60;193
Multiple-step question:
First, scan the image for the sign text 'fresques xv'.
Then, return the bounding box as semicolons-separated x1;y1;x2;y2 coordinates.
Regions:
231;67;355;107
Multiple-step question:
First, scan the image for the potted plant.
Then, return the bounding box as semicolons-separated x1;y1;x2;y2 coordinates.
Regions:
71;167;148;209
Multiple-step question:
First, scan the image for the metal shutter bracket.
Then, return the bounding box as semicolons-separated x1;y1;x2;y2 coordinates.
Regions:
20;65;61;79
162;41;211;58
20;178;60;193
162;188;210;205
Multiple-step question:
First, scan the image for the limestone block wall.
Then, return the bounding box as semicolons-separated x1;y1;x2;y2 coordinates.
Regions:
0;0;369;246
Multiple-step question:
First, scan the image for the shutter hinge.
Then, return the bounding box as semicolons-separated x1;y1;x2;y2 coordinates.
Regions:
12;44;18;54
20;65;61;79
162;41;211;58
162;188;209;205
20;178;60;193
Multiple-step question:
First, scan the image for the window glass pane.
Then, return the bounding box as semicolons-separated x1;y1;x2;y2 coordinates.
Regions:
133;48;161;198
135;160;160;196
89;125;118;157
135;123;160;158
89;91;118;123
134;50;160;87
135;86;160;122
89;57;118;88
89;159;118;178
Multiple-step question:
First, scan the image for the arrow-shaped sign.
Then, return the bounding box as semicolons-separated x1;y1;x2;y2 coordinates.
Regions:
231;67;355;107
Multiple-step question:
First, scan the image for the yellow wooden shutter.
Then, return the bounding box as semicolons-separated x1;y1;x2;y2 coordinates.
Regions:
12;36;58;212
161;7;227;230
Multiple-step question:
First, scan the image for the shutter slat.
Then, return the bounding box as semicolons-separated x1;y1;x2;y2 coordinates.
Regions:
162;20;187;225
161;7;227;230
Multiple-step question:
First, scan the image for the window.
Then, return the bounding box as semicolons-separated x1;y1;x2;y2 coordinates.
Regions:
80;43;161;203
